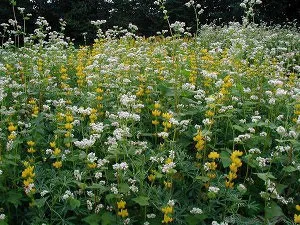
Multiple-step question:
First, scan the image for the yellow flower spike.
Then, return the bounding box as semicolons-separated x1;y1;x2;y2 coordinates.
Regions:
117;200;126;209
50;142;56;148
87;163;97;169
27;141;35;147
52;161;62;169
162;112;172;120
148;174;156;182
65;123;73;130
208;151;220;160
152;109;161;117
118;209;129;218
164;181;172;188
162;214;173;223
27;147;36;153
162;121;172;129
154;103;161;109
296;205;300;211
23;177;34;186
53;148;61;156
8;123;17;132
162;206;173;214
152;120;159;125
208;162;218;170
65;115;74;122
295;214;300;224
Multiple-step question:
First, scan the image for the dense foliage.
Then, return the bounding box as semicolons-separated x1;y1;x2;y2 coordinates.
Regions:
0;11;300;224
0;0;299;44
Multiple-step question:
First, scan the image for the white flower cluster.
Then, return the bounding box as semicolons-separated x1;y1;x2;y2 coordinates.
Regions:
190;207;203;214
120;93;136;106
234;133;251;143
208;186;220;193
117;111;140;121
161;161;176;174
91;20;107;26
182;83;195;91
74;137;96;149
219;105;234;113
87;152;98;163
0;214;5;220
90;122;105;133
113;127;131;140
74;170;82;181
97;158;109;168
256;157;270;167
276;126;286;136
212;221;228;225
112;162;128;170
62;190;74;200
260;180;293;205
249;148;261;154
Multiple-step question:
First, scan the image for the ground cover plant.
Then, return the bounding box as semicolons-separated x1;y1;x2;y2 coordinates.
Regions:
0;1;300;225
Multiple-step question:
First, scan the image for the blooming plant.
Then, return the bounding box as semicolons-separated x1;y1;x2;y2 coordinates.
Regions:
0;1;299;225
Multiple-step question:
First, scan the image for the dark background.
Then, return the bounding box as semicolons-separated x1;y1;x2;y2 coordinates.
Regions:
0;0;299;45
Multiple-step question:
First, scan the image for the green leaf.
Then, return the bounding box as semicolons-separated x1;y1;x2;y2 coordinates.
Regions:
7;191;22;207
232;125;245;132
68;198;81;210
283;166;297;173
195;176;210;182
35;197;48;208
220;151;231;168
101;212;116;225
82;214;102;225
132;196;150;206
264;201;284;220
185;214;207;225
119;183;130;193
255;172;276;181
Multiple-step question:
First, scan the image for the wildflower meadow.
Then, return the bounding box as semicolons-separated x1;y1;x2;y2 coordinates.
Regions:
0;1;300;225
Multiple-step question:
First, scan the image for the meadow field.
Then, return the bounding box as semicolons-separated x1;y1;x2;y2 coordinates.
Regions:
0;15;300;225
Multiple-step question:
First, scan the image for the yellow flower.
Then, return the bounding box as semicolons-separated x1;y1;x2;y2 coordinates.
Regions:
164;181;172;188
162;214;173;223
208;151;220;160
152;120;159;125
294;214;300;224
162;206;173;214
162;112;172;120
53;161;62;169
154;103;161;109
27;147;36;153
8;123;17;132
87;162;97;169
152;109;161;117
21;166;35;178
23;177;34;186
296;205;300;211
50;141;56;148
118;209;128;218
65;123;73;130
65;115;74;122
117;200;126;209
53;148;61;156
148;174;156;182
27;141;35;147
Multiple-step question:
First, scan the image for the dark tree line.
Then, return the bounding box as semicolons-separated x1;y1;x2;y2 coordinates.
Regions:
0;0;299;44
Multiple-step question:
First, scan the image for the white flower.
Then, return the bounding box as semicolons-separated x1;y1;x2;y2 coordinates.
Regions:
190;207;203;214
40;190;49;197
276;126;286;135
0;170;2;175
0;214;5;220
146;214;156;219
208;186;220;193
87;152;98;163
